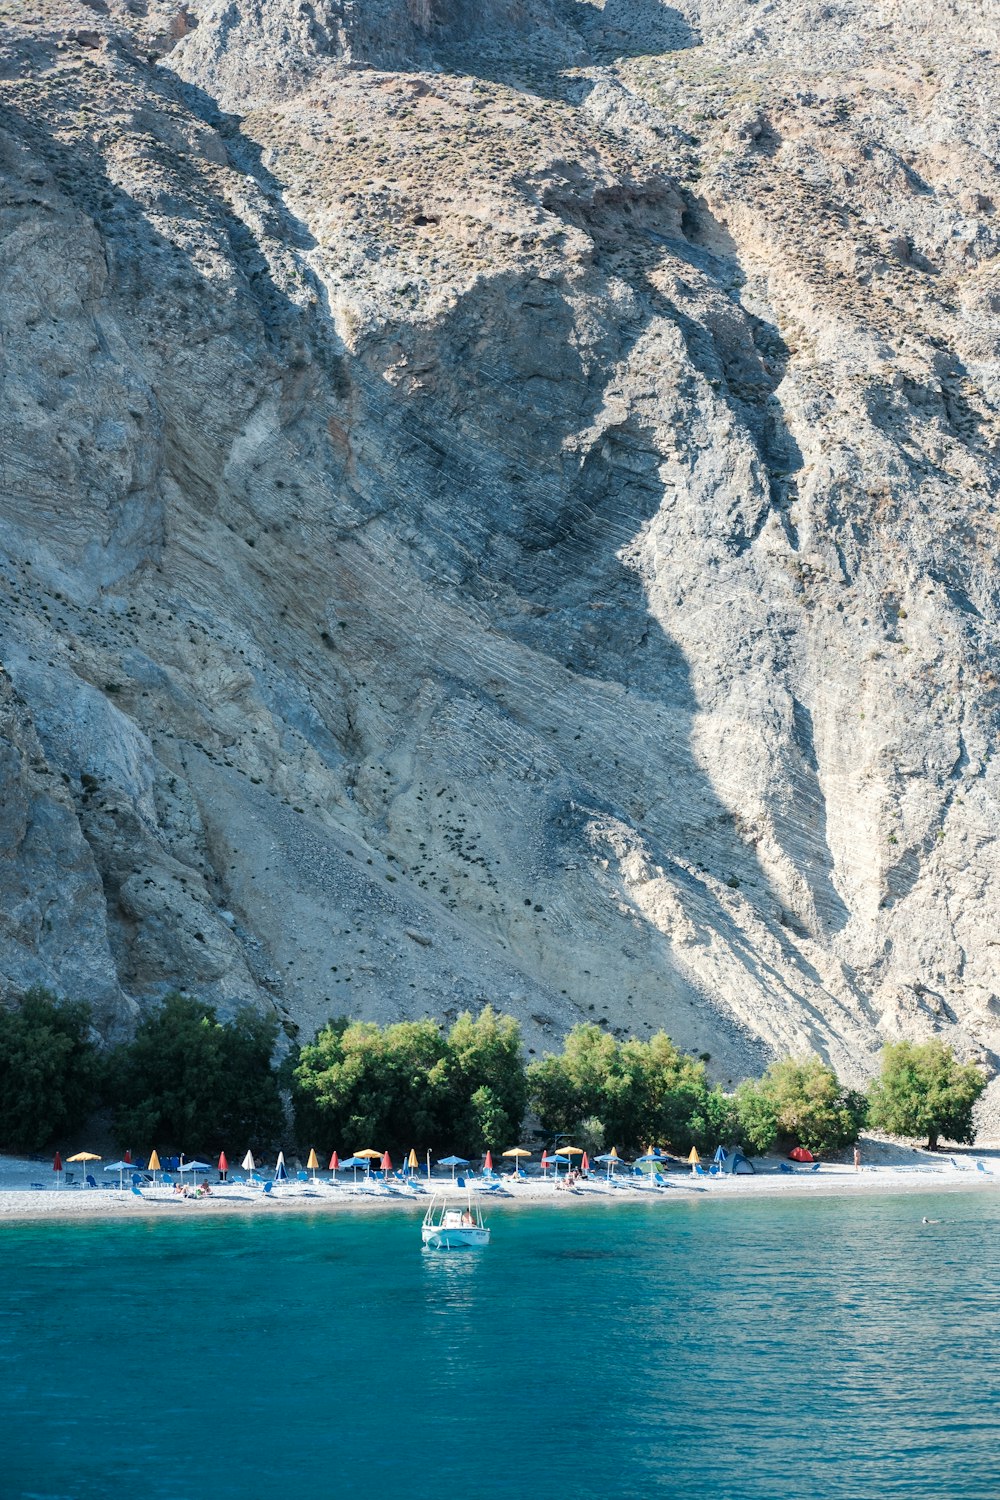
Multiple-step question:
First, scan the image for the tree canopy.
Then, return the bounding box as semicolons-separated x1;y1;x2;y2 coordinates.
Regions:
290;1005;528;1155
867;1039;986;1150
107;992;283;1153
733;1055;866;1155
527;1024;732;1154
0;988;99;1151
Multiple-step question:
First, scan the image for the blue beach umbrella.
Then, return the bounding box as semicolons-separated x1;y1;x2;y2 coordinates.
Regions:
104;1161;135;1191
437;1155;470;1181
274;1152;288;1182
595;1152;629;1179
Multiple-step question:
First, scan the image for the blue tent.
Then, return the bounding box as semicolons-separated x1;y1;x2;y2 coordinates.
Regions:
721;1148;754;1175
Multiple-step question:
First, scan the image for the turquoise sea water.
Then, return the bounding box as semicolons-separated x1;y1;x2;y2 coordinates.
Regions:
1;1190;998;1500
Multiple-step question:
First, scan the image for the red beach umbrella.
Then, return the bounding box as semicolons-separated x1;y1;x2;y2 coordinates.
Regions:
381;1151;392;1173
124;1149;132;1164
541;1151;549;1175
581;1152;589;1174
53;1151;63;1172
329;1151;340;1177
484;1151;493;1171
218;1150;229;1181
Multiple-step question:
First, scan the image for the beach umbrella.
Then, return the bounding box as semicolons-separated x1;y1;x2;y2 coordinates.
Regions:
437;1155;470;1181
329;1151;340;1179
178;1161;213;1188
540;1150;549;1176
339;1156;364;1183
380;1151;392;1174
581;1152;589;1174
503;1147;531;1177
53;1151;63;1188
306;1148;320;1182
124;1150;132;1164
596;1151;626;1179
483;1151;493;1173
104;1161;136;1191
354;1148;382;1179
274;1151;288;1183
242;1150;255;1179
67;1151;101;1186
688;1147;700;1173
147;1149;162;1186
407;1149;419;1177
561;1146;584;1158
218;1151;229;1182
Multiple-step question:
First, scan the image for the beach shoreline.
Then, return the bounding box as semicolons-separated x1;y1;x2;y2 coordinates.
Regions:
2;1157;997;1224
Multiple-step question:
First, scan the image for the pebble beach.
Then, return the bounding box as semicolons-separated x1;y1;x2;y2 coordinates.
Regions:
2;1140;997;1222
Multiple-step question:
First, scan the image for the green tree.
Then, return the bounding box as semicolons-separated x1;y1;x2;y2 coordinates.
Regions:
291;1017;449;1152
108;993;283;1152
733;1078;778;1154
527;1024;618;1139
528;1026;718;1155
0;988;99;1151
868;1039;986;1150
291;1008;528;1156
734;1056;865;1156
444;1006;528;1153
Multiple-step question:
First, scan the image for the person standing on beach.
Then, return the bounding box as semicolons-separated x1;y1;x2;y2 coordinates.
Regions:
853;1146;861;1172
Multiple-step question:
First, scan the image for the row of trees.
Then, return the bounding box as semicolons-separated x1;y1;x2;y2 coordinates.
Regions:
0;989;988;1158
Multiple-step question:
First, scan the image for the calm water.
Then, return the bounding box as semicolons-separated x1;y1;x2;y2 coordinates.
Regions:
1;1191;997;1499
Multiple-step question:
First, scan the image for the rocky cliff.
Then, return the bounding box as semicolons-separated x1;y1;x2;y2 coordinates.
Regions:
1;0;997;1120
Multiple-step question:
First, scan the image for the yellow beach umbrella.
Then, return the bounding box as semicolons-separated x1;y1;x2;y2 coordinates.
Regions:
407;1149;419;1179
560;1146;584;1157
688;1147;700;1173
306;1147;319;1182
66;1151;101;1187
354;1148;382;1178
502;1147;532;1179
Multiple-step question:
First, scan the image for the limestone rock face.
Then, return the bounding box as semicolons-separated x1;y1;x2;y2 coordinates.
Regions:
1;0;997;1123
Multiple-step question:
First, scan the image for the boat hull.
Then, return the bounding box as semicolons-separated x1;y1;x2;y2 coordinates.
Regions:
421;1226;490;1249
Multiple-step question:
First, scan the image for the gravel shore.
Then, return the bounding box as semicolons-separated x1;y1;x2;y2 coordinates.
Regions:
2;1149;997;1223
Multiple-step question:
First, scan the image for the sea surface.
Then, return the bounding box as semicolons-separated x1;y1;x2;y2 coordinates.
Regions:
1;1190;998;1499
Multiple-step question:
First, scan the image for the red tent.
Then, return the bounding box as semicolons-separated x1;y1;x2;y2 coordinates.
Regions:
789;1146;814;1162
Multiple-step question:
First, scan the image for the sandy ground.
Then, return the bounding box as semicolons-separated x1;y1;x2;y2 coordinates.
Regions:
1;1139;997;1223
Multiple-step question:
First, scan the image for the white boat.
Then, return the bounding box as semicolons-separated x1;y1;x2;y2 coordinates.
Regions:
421;1193;490;1249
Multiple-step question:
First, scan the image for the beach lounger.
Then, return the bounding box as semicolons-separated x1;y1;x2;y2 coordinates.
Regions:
85;1174;98;1189
262;1181;273;1195
296;1171;309;1182
131;1185;144;1198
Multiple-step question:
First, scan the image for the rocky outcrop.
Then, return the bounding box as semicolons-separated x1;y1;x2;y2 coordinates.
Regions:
1;0;997;1124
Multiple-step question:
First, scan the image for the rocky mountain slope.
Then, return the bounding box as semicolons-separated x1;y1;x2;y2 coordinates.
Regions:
1;0;997;1120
